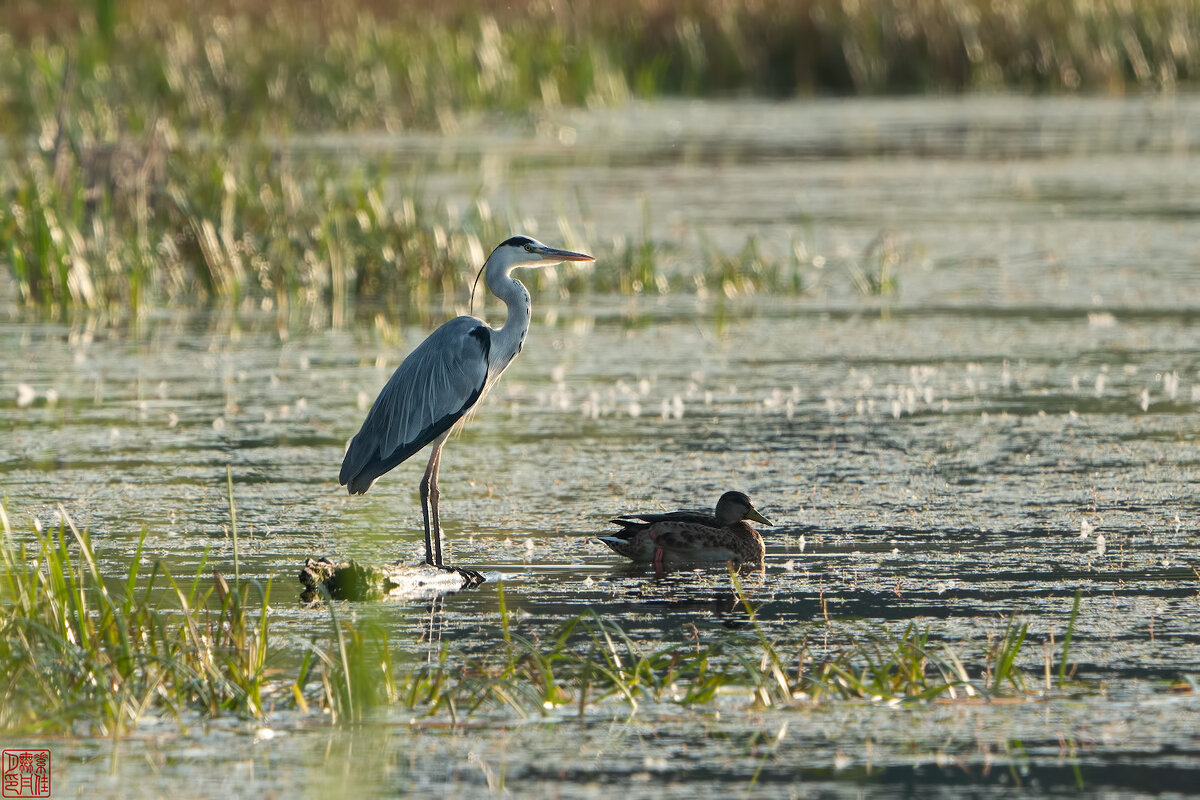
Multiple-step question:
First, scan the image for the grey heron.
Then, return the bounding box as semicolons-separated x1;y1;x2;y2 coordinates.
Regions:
339;235;594;584
595;491;772;573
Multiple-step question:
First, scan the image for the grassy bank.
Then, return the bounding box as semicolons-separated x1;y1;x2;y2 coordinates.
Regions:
2;0;1195;141
0;143;495;314
5;143;897;312
4;0;1172;311
0;499;1127;736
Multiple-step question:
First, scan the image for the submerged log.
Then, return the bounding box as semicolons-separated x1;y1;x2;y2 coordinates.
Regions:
298;557;472;602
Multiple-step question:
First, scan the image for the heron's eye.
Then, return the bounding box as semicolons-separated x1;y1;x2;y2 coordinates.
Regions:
524;244;533;252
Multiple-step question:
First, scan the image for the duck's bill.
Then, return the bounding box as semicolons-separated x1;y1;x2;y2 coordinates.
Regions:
747;508;773;526
537;245;595;262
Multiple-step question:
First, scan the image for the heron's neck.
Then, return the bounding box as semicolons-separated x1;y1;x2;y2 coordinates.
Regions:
486;263;531;371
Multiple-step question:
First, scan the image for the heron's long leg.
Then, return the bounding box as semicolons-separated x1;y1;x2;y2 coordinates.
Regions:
418;441;442;567
419;432;483;585
428;437;445;567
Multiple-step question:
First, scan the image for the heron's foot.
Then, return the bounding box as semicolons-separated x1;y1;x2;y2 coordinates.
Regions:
454;566;486;587
429;561;485;587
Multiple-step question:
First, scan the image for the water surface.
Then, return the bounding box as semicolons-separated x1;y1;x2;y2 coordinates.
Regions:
3;95;1200;797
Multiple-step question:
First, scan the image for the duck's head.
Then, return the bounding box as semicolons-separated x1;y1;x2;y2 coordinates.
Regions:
715;491;772;526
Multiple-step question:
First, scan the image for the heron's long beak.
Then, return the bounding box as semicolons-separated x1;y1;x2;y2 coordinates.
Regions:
535;245;594;263
747;507;773;526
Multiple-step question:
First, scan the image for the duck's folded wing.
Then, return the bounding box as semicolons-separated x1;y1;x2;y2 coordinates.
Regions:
649;522;737;557
613;509;716;526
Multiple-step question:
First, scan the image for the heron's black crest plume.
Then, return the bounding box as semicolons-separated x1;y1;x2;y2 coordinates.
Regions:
469;260;487;316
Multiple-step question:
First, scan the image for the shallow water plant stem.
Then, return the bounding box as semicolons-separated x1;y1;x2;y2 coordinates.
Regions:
991;615;1030;693
730;570;792;705
498;581;514;672
1059;590;1082;687
325;594;355;722
226;465;239;585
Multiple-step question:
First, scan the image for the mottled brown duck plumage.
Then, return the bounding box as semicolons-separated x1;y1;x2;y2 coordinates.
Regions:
595;491;772;571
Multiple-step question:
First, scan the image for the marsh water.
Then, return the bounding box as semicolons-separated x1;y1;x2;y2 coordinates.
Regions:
4;95;1200;797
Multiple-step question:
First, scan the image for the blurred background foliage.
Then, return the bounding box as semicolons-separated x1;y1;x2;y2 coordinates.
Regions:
0;0;1195;311
3;0;1194;138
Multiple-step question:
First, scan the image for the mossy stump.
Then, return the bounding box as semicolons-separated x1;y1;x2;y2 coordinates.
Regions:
299;557;472;602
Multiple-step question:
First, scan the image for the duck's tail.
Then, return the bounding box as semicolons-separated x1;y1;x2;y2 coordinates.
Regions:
594;536;628;554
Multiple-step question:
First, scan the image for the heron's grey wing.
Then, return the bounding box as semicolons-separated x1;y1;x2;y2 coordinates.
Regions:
340;317;490;494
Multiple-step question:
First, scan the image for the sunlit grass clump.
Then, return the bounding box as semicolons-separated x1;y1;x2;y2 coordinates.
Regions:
387;581;1083;721
0;506;278;735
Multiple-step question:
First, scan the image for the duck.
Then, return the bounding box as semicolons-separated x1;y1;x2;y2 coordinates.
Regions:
596;491;772;572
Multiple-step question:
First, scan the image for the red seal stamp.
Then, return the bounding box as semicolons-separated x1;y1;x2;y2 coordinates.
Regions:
1;751;50;798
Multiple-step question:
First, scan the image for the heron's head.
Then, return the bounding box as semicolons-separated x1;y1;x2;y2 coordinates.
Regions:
472;235;594;312
715;491;773;527
489;235;595;271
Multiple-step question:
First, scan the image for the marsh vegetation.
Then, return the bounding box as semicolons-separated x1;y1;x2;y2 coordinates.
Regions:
4;0;1197;310
0;501;1093;735
3;2;1200;797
